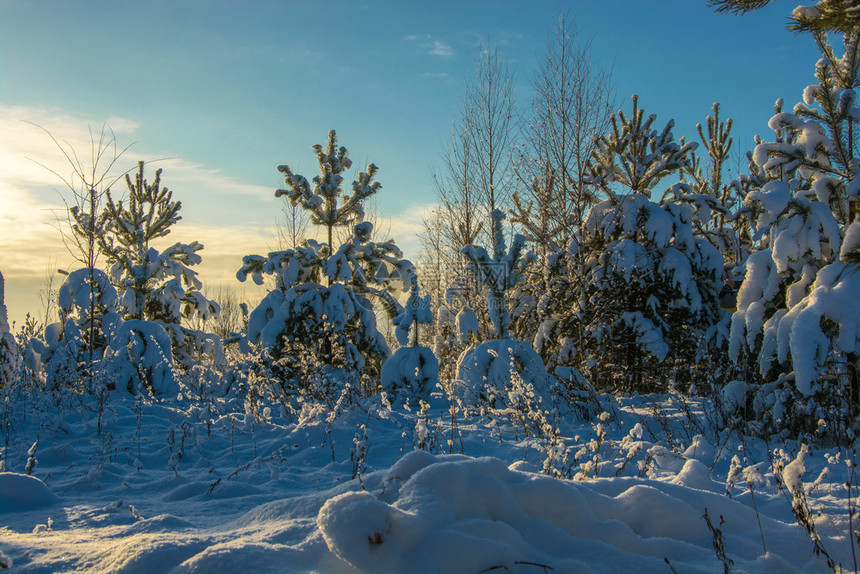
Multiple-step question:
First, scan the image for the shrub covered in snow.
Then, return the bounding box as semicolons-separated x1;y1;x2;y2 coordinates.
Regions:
35;268;121;391
461;210;534;340
551;96;723;392
101;319;179;396
453;209;557;410
456;338;558;411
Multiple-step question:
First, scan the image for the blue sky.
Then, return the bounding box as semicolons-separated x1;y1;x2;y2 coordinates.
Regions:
0;0;820;325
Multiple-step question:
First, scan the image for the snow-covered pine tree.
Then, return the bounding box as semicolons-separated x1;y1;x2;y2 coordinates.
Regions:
509;164;569;348
276;131;377;257
462;210;535;340
729;30;860;434
99;161;222;369
672;103;748;263
710;0;860;33
33;124;128;391
380;274;438;405
0;270;20;388
39;268;121;392
657;104;748;388
509;16;616;371
563;95;722;393
455;210;562;409
238;131;413;396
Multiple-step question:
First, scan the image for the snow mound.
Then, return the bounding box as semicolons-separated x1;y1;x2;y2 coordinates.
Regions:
0;472;60;513
317;451;814;574
456;339;556;408
380;345;439;405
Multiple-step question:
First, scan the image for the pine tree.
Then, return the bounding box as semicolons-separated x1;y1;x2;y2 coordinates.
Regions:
0;270;20;388
239;131;413;392
33;124;130;390
567;96;722;392
709;0;860;33
585;95;699;198
462;210;535;339
455;210;563;409
728;31;860;432
276;131;378;261
41;268;121;392
99;161;222;368
674;103;747;262
380;274;438;404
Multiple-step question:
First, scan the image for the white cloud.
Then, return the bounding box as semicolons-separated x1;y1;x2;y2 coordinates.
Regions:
429;41;455;57
403;35;456;58
0;104;275;325
372;202;435;261
149;157;273;199
422;72;456;84
0;104;140;191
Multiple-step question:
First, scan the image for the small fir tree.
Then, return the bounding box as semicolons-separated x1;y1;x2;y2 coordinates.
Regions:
728;31;860;433
455;210;562;409
461;209;535;339
380;274;438;404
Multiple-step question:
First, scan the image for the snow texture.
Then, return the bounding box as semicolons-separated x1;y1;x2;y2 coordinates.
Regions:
102;319;179;396
0;392;845;573
0;473;60;513
0;270;20;386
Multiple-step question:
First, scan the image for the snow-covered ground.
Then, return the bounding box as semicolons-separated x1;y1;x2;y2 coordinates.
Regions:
0;387;856;573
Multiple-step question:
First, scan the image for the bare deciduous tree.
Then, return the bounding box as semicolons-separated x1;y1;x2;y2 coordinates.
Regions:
513;13;616;251
464;43;517;230
276;198;310;251
30;123;132;384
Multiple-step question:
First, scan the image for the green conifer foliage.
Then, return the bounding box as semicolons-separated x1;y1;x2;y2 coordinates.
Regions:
567;97;722;392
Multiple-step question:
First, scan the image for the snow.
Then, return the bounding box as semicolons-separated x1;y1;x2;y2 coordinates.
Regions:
380;346;439;404
0;473;59;513
455;307;479;343
0;270;20;386
102;319;179;396
0;389;851;573
455;339;557;408
841;221;860;263
778;261;860;393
